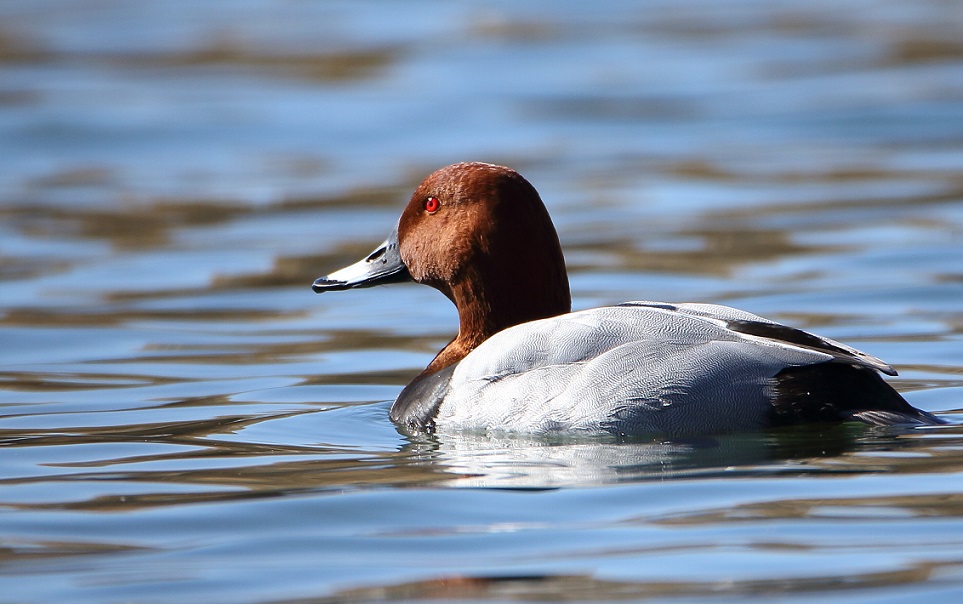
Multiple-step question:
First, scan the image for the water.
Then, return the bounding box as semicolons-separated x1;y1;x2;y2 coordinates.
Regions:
2;1;963;601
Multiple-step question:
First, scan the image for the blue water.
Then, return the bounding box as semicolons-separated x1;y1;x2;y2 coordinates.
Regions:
2;1;963;601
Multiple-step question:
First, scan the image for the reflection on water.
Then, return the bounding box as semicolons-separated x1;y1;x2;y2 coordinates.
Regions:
1;0;963;601
423;426;956;487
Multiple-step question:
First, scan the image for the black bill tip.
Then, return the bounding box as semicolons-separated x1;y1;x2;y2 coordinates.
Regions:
312;277;350;293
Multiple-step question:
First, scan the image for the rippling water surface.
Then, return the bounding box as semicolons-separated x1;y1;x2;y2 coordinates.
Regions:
2;1;963;601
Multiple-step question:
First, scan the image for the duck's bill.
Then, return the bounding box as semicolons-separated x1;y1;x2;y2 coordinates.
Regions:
312;228;411;293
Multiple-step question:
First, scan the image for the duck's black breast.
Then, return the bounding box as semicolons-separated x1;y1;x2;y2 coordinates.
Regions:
389;364;455;432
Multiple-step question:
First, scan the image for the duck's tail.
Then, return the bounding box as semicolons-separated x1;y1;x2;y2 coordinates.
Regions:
771;362;946;427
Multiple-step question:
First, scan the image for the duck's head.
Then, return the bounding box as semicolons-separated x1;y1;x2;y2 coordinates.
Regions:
313;162;571;369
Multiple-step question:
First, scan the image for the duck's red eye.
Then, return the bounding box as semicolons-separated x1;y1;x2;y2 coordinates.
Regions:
425;196;440;213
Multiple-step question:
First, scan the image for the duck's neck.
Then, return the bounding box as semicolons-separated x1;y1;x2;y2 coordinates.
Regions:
423;260;571;374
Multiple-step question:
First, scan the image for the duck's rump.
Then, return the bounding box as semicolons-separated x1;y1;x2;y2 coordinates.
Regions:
391;302;942;436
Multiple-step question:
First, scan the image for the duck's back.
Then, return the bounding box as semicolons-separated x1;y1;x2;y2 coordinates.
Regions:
391;302;939;436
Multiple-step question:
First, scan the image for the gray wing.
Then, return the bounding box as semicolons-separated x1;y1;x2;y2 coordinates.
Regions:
620;301;895;375
434;303;876;435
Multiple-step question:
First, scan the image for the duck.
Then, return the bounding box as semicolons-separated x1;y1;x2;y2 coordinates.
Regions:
312;162;943;436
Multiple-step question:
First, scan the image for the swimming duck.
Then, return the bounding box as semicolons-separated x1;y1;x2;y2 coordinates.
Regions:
313;162;943;436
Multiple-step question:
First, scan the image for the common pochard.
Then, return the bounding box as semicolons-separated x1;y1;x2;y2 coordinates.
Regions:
313;162;943;436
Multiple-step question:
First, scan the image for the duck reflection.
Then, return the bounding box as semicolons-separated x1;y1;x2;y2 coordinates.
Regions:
396;423;904;489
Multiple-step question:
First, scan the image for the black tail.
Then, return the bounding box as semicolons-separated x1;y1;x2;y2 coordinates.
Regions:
771;362;945;427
